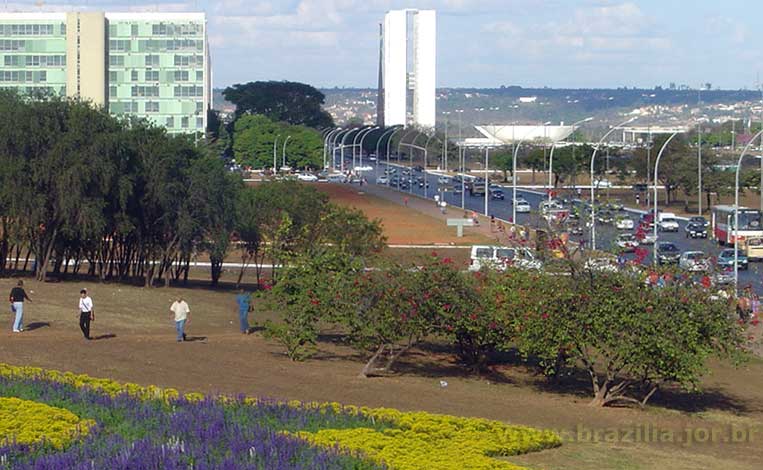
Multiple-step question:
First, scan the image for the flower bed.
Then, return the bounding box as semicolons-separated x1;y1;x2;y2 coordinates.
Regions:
0;397;93;449
0;363;560;469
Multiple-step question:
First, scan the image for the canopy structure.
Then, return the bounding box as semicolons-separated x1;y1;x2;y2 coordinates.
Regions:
475;125;576;144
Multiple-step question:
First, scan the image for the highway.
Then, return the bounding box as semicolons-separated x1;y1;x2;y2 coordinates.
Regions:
343;157;763;293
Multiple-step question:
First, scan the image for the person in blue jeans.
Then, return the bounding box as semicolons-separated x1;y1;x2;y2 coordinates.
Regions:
235;289;252;334
9;280;32;333
169;296;190;342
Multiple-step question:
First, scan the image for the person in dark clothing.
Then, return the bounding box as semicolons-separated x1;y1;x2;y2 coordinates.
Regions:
78;289;94;340
9;280;31;333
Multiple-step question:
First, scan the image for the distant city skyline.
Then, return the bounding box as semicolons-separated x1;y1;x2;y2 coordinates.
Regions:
3;0;762;90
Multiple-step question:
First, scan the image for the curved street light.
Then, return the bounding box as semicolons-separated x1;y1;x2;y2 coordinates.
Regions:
340;127;361;174
398;129;424;193
352;126;374;170
589;116;638;251
651;131;681;264
385;127;405;187
734;129;763;291
323;128;341;169
511;121;552;223
359;126;380;171
548;117;593;201
281;135;292;170
272;134;281;173
329;128;351;171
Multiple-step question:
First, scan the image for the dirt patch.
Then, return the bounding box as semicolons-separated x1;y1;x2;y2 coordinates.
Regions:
316;183;494;245
0;278;761;470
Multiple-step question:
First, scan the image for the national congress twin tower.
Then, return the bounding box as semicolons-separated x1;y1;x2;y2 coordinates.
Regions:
0;11;211;134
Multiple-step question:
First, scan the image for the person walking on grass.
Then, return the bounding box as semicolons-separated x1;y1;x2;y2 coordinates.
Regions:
9;280;31;333
78;289;94;340
235;289;252;334
170;296;190;342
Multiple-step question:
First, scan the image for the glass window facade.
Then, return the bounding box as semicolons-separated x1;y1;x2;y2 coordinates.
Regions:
0;17;66;96
0;13;208;135
107;17;207;134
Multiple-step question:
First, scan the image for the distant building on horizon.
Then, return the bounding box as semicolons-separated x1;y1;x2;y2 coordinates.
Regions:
378;9;435;129
0;11;210;134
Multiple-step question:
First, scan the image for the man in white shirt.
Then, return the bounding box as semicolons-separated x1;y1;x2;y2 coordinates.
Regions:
78;289;94;340
170;296;190;342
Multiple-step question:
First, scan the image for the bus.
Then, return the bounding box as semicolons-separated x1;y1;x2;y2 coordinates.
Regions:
711;205;763;245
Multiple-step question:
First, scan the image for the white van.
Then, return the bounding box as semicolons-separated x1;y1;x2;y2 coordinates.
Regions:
469;246;541;272
658;212;679;232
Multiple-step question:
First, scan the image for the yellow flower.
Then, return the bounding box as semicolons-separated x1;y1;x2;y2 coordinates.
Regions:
0;397;93;449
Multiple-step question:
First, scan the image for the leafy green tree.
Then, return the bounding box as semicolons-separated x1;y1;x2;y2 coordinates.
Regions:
232;114;322;169
223;80;334;128
522;148;545;184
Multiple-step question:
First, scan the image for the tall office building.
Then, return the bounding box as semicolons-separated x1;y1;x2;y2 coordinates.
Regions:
379;9;435;128
0;11;210;134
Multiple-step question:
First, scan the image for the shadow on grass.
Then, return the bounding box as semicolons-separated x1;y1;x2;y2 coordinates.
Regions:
25;322;50;331
91;333;117;341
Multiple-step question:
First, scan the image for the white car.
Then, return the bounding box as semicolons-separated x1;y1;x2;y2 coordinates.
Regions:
614;217;635;230
637;232;657;245
659;217;680;232
594;179;612;188
376;176;389;185
297;173;318;182
584;257;619;273
615;233;639;252
469;246;541;272
437;176;451;184
515;198;532;213
679;251;710;272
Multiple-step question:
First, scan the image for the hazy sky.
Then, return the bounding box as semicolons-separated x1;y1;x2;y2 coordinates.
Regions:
6;0;763;89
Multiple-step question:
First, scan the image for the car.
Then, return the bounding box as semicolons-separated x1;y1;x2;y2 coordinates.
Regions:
659;216;680;232
437;176;450;184
679;251;710;272
413;165;424;172
297;173;318;182
615;233;639;252
717;249;748;270
384;168;397;174
593;179;612;188
632;183;648;192
515;198;532;213
470;185;486;197
376;176;389;185
639;213;655;229
327;173;345;183
540;200;563;214
656;242;681;265
469;246;541;272
567;224;584;236
451;185;463;194
689;216;708;228
584;257;619;273
606;199;624;211
490;188;505;200
402;168;412;175
597;211;614;224
635;229;657;245
614;217;634;230
418;180;430;188
684;222;708;238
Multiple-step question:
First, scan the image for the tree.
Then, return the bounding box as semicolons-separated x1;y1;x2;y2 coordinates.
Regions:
522;148;545;184
492;149;513;182
223;81;334;129
231;114;323;169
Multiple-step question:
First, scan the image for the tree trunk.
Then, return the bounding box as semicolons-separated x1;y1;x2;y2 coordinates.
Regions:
358;344;386;378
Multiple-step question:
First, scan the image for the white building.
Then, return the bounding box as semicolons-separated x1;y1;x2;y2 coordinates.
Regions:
380;9;436;128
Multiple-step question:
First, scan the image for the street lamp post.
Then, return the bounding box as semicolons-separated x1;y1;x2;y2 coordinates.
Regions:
590;117;638;251
511;121;552;223
352;126;372;171
397;129;421;191
340;128;360;174
273;134;280;173
385;127;405;187
652;132;680;264
484;146;490;216
323;128;341;169
330;129;350;171
697;122;703;214
281;135;292;170
359;126;380;173
548;117;593;201
734;129;763;291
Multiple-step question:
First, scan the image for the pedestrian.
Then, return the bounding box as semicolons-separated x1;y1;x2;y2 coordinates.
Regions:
471;211;479;225
490;215;496;232
78;288;94;340
9;280;31;333
403;196;409;207
635;193;640;206
169;295;190;342
439;200;447;214
235;288;252;334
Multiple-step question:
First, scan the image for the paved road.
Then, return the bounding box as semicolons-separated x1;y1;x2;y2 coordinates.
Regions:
341;157;763;293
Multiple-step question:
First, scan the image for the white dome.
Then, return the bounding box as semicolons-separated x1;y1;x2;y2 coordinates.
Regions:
476;125;576;143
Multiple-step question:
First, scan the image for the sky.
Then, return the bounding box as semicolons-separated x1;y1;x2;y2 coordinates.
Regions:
5;0;763;90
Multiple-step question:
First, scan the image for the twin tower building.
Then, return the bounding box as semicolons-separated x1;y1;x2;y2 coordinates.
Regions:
378;9;436;129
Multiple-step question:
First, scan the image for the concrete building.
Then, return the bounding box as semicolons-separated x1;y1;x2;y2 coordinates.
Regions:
0;11;210;134
379;9;435;129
